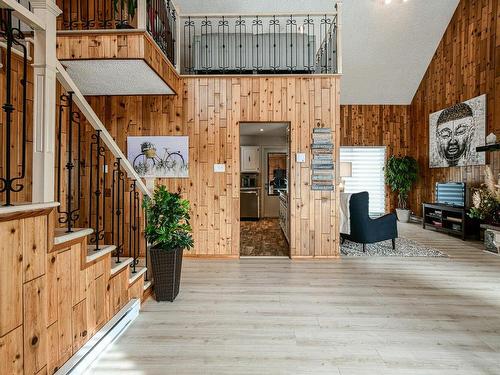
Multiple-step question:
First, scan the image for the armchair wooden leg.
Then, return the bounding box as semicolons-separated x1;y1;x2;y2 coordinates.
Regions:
392;238;396;250
362;243;366;253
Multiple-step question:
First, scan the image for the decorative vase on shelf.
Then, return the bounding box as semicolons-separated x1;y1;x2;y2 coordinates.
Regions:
486;133;497;145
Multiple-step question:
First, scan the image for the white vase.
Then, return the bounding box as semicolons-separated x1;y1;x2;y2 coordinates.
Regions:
396;208;410;223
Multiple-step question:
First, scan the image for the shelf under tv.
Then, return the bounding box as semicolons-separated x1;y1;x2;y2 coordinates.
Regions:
422;203;478;241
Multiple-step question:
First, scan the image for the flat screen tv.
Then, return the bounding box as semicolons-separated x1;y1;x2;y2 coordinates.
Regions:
435;182;466;207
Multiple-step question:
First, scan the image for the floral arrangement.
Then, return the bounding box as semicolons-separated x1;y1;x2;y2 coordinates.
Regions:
468;166;500;224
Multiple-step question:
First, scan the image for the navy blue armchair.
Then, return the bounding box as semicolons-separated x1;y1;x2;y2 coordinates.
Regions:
341;191;398;252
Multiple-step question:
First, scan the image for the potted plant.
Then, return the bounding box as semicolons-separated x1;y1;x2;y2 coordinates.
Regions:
469;166;500;225
143;185;193;302
113;0;138;29
385;155;419;222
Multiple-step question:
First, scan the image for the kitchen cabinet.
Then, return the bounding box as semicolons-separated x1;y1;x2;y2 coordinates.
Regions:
240;146;260;172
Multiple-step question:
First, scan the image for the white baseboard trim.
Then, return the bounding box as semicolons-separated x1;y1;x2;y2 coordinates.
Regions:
55;299;141;375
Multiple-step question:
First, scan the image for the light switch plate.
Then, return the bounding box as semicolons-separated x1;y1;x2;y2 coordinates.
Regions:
296;153;306;163
214;164;226;173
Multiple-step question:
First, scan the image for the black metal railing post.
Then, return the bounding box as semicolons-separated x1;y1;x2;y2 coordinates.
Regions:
146;0;177;65
89;129;106;251
56;92;82;232
112;157;125;263
129;180;140;273
0;9;28;206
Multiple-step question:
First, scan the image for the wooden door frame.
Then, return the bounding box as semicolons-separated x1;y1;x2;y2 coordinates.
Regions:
237;121;292;258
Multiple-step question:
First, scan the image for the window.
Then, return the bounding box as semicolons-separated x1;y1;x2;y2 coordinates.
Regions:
340;147;386;216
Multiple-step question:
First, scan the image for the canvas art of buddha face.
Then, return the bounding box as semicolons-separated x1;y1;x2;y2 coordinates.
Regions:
435;103;474;167
429;95;486;168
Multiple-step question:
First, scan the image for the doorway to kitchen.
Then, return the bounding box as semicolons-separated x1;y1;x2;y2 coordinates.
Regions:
239;122;290;257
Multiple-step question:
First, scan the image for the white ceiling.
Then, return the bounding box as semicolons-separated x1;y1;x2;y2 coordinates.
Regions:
174;0;459;104
62;60;175;96
240;123;288;136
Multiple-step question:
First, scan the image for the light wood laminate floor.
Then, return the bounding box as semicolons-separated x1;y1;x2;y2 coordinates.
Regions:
87;223;500;374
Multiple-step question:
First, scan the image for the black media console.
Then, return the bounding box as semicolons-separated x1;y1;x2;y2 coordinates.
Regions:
422;202;479;241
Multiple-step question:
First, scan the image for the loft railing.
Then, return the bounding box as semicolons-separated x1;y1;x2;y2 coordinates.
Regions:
147;0;176;65
179;10;340;75
0;9;29;206
55;0;177;68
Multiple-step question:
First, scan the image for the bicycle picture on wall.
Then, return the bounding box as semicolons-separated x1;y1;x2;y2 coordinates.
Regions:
127;136;189;178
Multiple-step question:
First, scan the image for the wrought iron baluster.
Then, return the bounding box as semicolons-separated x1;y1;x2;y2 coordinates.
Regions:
218;16;229;73
56;92;82;233
286;15;298;72
235;16;246;72
201;17;212;73
183;16;194;74
303;15;314;73
89;130;106;251
129;180;139;273
0;9;28;206
112;158;125;263
251;16;263;72
269;16;280;72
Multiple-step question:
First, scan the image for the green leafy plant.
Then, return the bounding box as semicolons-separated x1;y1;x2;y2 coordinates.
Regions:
385;156;419;209
143;186;194;251
113;0;138;19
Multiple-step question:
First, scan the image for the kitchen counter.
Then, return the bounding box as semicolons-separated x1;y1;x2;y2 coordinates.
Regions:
279;190;289;243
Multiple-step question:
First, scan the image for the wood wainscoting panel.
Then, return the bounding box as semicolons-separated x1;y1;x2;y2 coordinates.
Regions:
23;275;48;375
0;219;23;336
0;325;24;375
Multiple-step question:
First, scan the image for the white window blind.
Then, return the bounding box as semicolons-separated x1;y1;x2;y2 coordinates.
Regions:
340;147;386;216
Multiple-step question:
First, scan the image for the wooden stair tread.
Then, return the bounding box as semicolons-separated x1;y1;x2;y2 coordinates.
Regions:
110;257;133;276
143;280;152;291
86;244;116;263
54;227;93;245
129;266;147;285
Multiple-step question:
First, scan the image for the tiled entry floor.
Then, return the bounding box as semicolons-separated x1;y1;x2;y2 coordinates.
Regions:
240;218;289;256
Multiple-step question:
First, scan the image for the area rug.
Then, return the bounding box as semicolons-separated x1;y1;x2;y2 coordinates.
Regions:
341;237;447;257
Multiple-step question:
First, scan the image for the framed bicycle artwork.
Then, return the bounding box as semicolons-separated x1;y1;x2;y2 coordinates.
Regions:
127;136;189;178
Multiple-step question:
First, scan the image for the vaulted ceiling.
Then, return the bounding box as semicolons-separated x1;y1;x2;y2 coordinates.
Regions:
174;0;459;104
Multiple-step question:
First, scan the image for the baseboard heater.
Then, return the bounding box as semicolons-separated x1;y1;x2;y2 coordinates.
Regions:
55;298;141;375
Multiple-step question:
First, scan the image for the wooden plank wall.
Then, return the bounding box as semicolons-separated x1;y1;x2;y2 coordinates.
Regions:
56;32;182;95
0;209;144;375
409;0;499;215
340;105;411;212
0;50;34;204
86;76;341;258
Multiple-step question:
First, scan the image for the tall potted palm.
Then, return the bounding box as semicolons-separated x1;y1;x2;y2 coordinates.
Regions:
143;186;193;302
385;156;419;222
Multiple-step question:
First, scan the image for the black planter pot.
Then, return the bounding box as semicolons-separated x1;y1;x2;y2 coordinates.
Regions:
150;247;184;302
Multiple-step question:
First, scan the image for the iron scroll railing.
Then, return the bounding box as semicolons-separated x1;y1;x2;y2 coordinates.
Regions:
180;13;338;75
56;0;177;68
0;9;28;206
56;99;145;269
